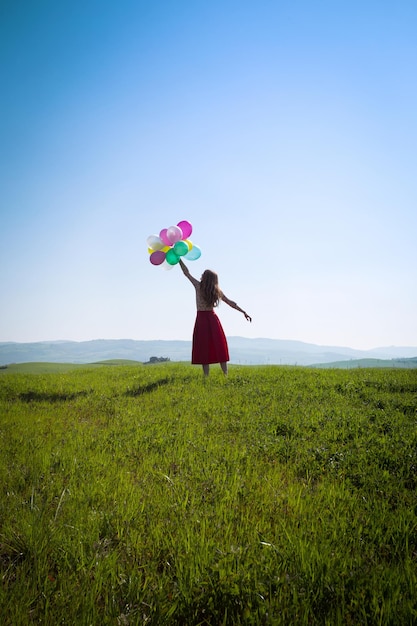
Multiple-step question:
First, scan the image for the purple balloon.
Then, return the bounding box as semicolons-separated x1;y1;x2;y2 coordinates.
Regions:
150;250;166;266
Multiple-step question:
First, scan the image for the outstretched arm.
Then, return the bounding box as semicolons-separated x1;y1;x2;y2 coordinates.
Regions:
179;259;198;286
222;294;252;322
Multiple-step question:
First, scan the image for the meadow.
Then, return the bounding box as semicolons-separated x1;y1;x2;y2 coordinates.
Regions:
0;362;416;625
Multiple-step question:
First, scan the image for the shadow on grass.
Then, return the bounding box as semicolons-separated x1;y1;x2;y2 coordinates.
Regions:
18;390;90;403
125;378;170;397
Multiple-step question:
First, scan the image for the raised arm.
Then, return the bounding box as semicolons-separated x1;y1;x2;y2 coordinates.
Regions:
221;293;252;322
179;259;199;287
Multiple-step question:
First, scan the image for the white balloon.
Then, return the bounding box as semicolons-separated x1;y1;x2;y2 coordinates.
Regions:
146;234;164;251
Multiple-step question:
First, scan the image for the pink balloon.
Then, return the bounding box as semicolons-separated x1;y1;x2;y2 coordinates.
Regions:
159;229;171;246
177;220;192;239
167;225;182;244
149;250;166;265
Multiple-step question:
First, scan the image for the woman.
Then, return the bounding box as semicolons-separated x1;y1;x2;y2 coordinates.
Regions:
179;259;252;376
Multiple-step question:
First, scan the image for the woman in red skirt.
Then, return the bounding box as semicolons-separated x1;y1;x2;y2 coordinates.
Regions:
179;259;252;376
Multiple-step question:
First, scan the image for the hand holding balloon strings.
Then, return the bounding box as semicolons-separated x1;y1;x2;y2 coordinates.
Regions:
146;220;202;268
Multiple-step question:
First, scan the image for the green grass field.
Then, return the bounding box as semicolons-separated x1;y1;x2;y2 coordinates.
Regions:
1;363;416;625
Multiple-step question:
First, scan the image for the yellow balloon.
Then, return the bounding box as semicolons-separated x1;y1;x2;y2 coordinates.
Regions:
184;239;193;251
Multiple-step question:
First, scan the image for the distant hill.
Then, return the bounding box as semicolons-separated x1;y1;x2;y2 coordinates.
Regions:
311;357;417;369
1;338;416;367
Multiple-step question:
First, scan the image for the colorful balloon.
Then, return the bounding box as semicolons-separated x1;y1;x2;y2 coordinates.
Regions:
146;235;164;251
159;229;171;246
149;250;166;265
166;248;180;265
147;220;201;269
167;225;183;244
173;240;189;256
185;244;201;261
177;220;192;239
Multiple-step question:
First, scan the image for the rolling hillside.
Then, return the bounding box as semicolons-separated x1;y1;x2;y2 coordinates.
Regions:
1;338;416;367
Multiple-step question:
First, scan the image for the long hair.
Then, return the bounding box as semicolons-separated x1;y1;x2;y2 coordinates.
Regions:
200;270;221;307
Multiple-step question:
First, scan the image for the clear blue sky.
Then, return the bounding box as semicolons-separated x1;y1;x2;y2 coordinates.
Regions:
1;0;416;349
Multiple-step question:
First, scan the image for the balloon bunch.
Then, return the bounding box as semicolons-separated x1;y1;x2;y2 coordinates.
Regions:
146;220;202;267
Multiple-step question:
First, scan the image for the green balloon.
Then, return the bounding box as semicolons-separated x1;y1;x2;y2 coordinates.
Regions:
166;248;180;265
173;240;189;256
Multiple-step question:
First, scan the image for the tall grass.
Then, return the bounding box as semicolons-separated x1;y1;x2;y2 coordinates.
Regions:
1;363;416;624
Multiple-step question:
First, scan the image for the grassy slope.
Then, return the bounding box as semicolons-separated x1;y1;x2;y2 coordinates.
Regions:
0;363;416;625
0;360;143;374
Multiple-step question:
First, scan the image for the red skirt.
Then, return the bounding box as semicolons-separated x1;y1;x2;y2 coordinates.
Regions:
192;310;230;364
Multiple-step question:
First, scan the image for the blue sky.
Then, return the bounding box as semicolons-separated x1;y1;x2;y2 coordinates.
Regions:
1;0;416;349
